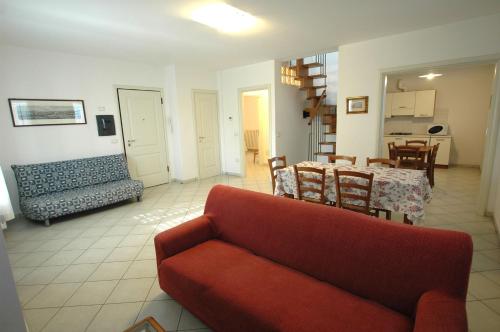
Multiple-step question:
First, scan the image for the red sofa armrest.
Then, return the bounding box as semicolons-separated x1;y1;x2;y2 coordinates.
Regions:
413;290;467;332
154;215;214;266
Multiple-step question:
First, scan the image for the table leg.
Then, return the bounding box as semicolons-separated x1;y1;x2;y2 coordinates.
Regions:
404;214;413;225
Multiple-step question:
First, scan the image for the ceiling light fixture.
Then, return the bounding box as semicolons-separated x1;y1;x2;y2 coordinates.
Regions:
191;3;257;33
418;73;443;80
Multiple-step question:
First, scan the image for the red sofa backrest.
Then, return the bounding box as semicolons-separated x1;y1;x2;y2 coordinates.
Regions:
204;185;472;316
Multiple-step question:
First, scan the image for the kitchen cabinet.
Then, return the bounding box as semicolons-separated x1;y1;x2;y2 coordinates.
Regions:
414;90;436;118
391;92;415;116
384;93;394;118
429;136;451;166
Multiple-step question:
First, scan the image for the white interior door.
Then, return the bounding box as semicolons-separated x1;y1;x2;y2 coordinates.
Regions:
118;89;169;187
194;91;221;179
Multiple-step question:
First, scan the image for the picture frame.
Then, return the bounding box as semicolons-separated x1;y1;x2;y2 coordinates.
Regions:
346;96;368;114
8;98;87;127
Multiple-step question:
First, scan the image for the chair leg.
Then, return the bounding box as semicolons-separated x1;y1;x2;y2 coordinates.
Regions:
403;214;413;225
386;210;391;220
137;195;143;202
44;219;50;227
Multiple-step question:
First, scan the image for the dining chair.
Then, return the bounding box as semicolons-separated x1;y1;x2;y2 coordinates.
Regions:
406;140;427;146
268;156;287;193
328;155;357;165
366;158;400;168
395;146;426;170
334;169;374;216
425;143;440;187
388;142;397;160
293;165;327;204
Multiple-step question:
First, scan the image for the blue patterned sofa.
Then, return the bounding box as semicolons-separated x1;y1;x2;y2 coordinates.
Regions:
12;154;144;226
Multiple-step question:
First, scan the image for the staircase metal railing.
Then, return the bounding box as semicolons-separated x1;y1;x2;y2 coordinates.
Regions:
307;53;327;161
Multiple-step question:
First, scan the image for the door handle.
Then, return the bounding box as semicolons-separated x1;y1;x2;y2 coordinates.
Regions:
128;139;136;143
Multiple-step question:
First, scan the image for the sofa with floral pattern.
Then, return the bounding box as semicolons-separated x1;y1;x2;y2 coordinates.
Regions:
11;154;144;226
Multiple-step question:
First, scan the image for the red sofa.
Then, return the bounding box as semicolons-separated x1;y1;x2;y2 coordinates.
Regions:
155;185;472;332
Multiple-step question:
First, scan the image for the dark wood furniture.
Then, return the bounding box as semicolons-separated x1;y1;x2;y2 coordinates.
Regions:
328;155;357;165
424;143;440;187
124;316;166;332
394;146;427;170
268;156;287;193
366;158;400;168
405;140;427;146
388;142;397;160
293;165;327;204
334;169;374;215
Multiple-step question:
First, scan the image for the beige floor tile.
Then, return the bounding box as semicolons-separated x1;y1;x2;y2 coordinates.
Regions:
36;239;72;251
472;252;500;272
118;234;149;247
23;308;58;332
106;278;155;303
467;301;500;331
80;227;110;238
105;225;134;236
66;280;118;305
25;283;81;309
41;305;101;332
136;300;182;331
12;267;35;282
73;248;113;264
86;302;143;332
17;265;67;285
42;250;84;266
53;263;99;283
178;308;209;330
483;298;500;315
88;261;132;281
482;270;500;286
146;278;172;301
90;236;125;249
123;260;157;279
469;273;500;299
105;246;141;262
136;246;156;260
14;251;56;267
8;240;45;253
17;284;45;306
62;237;98;250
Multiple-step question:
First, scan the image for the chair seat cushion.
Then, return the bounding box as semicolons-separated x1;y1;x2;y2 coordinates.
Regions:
159;240;412;332
20;179;143;220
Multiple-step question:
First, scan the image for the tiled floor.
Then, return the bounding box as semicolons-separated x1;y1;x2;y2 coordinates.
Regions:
3;162;500;332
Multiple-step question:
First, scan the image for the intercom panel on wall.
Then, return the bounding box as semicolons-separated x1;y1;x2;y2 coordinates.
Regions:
96;115;116;136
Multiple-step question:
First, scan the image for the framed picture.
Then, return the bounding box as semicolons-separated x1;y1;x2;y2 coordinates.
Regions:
346;96;368;114
9;98;86;127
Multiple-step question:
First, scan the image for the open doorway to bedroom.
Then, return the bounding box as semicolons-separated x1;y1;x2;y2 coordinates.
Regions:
241;88;270;178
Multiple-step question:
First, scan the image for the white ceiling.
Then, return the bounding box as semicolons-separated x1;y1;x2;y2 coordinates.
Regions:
1;0;500;69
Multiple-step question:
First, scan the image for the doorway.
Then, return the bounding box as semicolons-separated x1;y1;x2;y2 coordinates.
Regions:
241;88;271;178
193;90;221;179
117;88;170;187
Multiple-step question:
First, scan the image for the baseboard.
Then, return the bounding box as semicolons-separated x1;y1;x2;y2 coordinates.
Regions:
435;164;449;169
224;172;243;177
172;178;198;184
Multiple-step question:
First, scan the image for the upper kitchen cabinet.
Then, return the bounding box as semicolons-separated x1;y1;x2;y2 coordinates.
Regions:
414;90;436;118
391;91;415;116
384;93;394;118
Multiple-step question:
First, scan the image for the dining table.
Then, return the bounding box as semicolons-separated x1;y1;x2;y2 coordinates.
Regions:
274;161;432;225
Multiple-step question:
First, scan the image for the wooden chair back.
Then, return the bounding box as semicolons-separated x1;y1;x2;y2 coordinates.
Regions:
334;169;374;215
293;165;326;204
268;156;287;193
388;142;397;160
427;143;440;187
406;140;427;146
328;155;357;165
366;158;400;168
395;146;426;170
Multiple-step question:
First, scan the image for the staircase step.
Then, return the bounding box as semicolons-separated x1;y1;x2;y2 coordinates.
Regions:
314;152;336;156
295;74;327;80
307;95;325;100
319;142;336;146
303;62;323;68
324;131;337;135
299;85;327;91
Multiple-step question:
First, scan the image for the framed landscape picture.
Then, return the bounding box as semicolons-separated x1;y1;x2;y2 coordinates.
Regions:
346;96;368;114
9;98;86;127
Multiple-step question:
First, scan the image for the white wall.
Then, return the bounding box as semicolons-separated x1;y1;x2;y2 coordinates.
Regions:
164;65;218;181
337;13;500;164
274;61;310;165
217;61;276;174
0;45;165;213
385;64;495;166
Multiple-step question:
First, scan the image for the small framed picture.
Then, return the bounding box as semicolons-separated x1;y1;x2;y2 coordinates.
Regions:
346;96;368;114
9;98;87;127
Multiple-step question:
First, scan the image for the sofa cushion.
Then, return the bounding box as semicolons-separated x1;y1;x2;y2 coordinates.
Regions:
159;240;412;332
12;154;131;198
20;179;143;220
203;185;472;316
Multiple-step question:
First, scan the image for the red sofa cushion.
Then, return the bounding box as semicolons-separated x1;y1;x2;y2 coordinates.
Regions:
160;239;412;332
204;185;472;316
